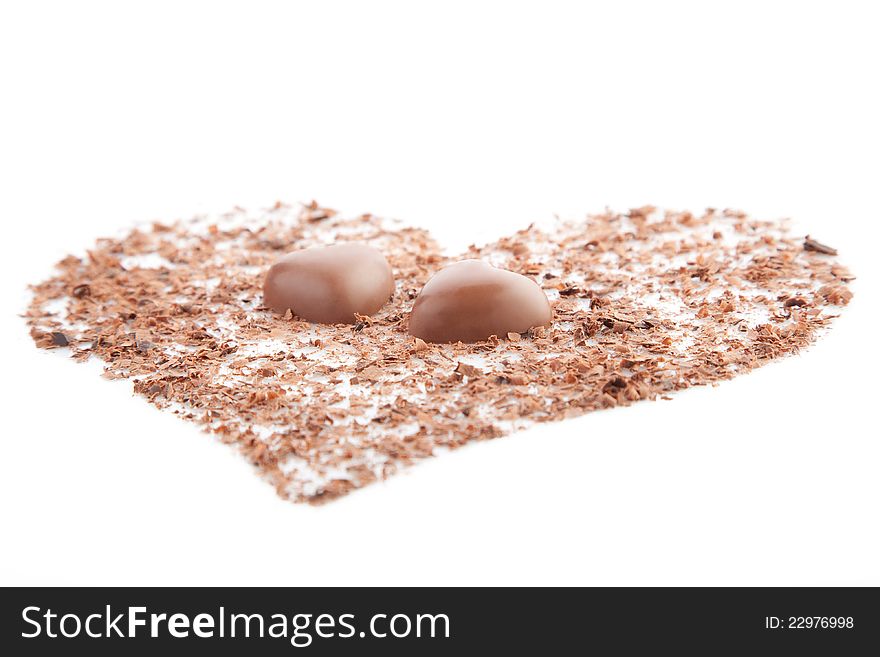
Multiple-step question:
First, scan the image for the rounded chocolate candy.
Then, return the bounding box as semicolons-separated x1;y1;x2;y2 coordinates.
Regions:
263;244;394;324
408;260;552;343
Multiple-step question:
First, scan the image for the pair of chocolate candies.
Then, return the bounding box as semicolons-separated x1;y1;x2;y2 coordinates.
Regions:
263;244;552;344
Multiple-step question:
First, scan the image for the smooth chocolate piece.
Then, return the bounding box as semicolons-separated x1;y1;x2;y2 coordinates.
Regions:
263;244;394;324
408;260;552;343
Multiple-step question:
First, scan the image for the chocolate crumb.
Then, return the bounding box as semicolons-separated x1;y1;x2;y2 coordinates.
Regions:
455;361;484;378
51;332;69;347
72;283;91;298
804;235;838;256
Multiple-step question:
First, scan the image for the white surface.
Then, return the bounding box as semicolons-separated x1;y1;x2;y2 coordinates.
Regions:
1;1;878;586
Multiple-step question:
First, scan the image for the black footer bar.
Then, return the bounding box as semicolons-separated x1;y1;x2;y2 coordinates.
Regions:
2;587;877;654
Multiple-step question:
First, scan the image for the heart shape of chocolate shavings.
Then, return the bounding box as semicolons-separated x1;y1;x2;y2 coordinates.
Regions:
25;203;854;503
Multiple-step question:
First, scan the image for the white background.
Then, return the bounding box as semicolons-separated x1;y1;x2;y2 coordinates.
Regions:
1;1;878;586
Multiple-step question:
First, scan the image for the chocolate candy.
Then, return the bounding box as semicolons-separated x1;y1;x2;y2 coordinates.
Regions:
408;260;552;343
263;244;394;324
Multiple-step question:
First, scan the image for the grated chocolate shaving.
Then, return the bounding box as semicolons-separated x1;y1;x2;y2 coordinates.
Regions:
24;204;854;503
804;235;838;256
